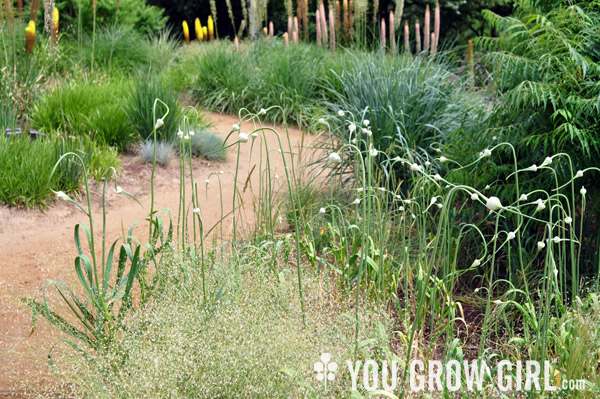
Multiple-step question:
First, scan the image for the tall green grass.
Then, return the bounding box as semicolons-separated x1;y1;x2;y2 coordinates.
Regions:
0;135;118;207
185;42;253;114
0;135;78;208
63;25;179;73
30;79;137;151
178;42;334;127
251;43;329;126
125;75;181;142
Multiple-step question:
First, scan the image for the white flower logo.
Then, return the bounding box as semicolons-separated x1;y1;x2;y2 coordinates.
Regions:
314;353;338;386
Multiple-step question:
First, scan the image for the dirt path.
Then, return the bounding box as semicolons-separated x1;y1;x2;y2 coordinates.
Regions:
0;113;314;396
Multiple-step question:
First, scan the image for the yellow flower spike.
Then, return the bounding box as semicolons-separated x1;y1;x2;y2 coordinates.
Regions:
202;26;208;41
51;7;59;45
25;20;36;54
263;27;268;36
195;18;202;42
207;16;214;40
182;20;190;43
52;7;59;26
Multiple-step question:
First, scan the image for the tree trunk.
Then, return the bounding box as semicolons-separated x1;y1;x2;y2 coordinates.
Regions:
249;0;259;40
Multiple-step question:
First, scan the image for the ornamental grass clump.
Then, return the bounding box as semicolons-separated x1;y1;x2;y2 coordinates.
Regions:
326;52;486;183
138;140;175;166
0;136;85;207
29;80;137;150
125;75;181;142
189;42;251;114
187;129;227;161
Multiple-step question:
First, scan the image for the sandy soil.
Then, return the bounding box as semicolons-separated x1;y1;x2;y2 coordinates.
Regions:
0;112;316;397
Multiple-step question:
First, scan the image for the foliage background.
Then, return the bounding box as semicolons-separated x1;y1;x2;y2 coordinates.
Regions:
149;0;514;44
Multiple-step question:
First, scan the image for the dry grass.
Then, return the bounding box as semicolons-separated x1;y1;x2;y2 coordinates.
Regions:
58;247;393;398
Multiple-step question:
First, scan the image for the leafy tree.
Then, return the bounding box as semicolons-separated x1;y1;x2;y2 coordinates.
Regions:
478;0;600;164
469;0;600;272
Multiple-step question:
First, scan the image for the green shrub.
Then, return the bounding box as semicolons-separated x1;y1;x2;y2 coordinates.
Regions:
29;80;137;151
474;0;600;267
125;75;181;142
478;0;600;183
